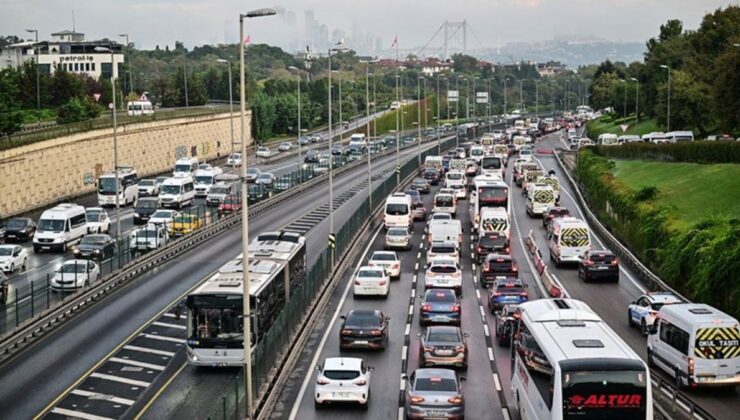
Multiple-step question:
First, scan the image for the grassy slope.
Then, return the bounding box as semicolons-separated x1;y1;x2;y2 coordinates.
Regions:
612;160;740;231
587;116;661;139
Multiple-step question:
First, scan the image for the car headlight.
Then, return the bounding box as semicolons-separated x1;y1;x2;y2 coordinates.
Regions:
134;213;140;217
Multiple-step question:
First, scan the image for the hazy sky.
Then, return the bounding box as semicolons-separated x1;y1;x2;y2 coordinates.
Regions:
1;0;736;53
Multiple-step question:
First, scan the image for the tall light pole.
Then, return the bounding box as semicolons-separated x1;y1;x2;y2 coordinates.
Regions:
288;66;304;182
25;29;40;124
216;59;235;157
395;73;401;184
630;77;639;123
118;34;134;95
472;76;478;138
372;72;377;139
456;76;462;146
437;75;444;154
417;76;423;166
328;41;347;262
519;79;524;112
660;64;671;131
182;47;189;108
464;77;470;121
239;9;276;420
503;78;508;128
620;79;627;118
535;80;539;118
487;77;492;132
359;57;377;209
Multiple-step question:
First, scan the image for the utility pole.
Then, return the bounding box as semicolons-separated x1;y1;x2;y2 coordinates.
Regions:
25;29;40;124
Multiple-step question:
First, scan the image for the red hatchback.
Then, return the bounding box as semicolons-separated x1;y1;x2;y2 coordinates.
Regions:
218;195;242;216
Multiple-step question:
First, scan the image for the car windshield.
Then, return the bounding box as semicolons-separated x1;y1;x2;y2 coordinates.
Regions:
247;169;260;175
60;263;89;274
174;215;195;223
431;245;456;254
372;253;396;261
137;200;158;209
134;228;159;237
0;248;13;256
98;177;120;194
210;187;230;195
139;180;155;186
387;229;407;237
223;196;240;205
257;174;272;180
161;185;182;194
38;219;65;232
81;236;107;245
85;211;102;222
228;153;240;159
427;330;460;343
386;203;408;215
447;172;463;180
413;179;426;185
345;312;381;328
152;211;173;218
358;269;384;278
174;164;192;173
496;285;525;294
195;175;214;184
7;219;28;228
323;370;360;380
415;377;457;392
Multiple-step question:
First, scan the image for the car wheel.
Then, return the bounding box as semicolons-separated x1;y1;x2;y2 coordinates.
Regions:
9;263;14;273
675;369;684;389
627;311;635;328
314;400;322;409
61;242;67;252
647;350;655;368
33;246;40;253
22;258;27;271
640;318;648;336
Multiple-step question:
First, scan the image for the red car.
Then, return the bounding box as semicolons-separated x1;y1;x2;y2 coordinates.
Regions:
218;195;242;216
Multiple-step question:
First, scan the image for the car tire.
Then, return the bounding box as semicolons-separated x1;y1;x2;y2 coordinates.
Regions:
314;400;322;409
640;318;648;336
675;369;684;389
627;311;635;328
647;350;655;368
9;263;14;273
61;242;67;252
22;258;27;271
33;246;40;254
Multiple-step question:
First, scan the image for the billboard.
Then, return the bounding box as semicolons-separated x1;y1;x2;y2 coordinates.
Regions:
476;92;489;104
447;90;459;102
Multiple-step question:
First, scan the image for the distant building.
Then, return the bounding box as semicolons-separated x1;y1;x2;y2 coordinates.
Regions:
420;58;452;76
537;60;567;77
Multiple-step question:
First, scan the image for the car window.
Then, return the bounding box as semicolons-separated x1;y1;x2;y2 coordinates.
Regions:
371;253;396;261
414;377;457;392
358;270;384;278
323;370;360;380
345;312;382;328
425;291;455;303
427;330;461;343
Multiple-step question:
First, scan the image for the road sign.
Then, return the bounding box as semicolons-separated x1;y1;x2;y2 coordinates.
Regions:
620;124;629;133
93;93;101;102
328;233;336;249
447;90;459;102
476;92;488;104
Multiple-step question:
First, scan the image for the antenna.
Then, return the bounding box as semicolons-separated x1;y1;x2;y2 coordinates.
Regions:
72;9;76;32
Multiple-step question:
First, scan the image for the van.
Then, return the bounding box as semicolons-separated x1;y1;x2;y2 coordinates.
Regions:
193;167;225;197
127;100;154;116
424;156;444;174
173;157;199;178
97;167;139;207
666;131;694;143
349;133;367;149
469;145;485;162
384;193;413;230
526;183;556;217
427;219;462;246
478;207;510;239
512;135;528;151
548;217;591;266
597;133;619;146
159;177;195;209
33;203;87;253
432;193;456;216
618;134;642;144
648;303;740;388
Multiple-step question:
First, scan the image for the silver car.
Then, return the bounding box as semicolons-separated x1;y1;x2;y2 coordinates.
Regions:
403;368;465;419
385;227;411;250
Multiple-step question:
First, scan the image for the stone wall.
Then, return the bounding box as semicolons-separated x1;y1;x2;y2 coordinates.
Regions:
0;112;250;216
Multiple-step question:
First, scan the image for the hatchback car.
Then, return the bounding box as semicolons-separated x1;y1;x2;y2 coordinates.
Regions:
411;178;431;194
314;357;372;408
339;309;390;350
148;209;178;226
226;152;242;167
245;168;261;183
247;185;271;203
368;250;401;279
628;292;683;334
51;259;100;291
304;149;320;163
419;326;468;369
353;266;390;298
2;217;36;242
403;368;464;419
422;168;440;185
255;172;275;187
167;214;203;236
475;233;509;263
494;304;520;346
218;195;242;215
488;277;529;312
0;244;28;273
129;225;169;255
384;227;411;250
85;207;111;234
426;241;459;265
255;146;271;158
278;141;292;152
137;178;160;196
578;250;619;282
425;259;462;294
481;254;518;287
419;288;461;326
72;234;115;260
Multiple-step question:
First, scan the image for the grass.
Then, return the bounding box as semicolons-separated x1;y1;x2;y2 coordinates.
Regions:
612;160;740;231
587;115;661;139
368;98;435;136
20;109;57;124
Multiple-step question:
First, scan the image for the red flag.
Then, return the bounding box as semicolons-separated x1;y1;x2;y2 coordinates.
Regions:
391;35;398;48
243;34;252;45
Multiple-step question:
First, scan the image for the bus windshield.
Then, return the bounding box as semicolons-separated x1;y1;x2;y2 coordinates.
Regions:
188;295;244;343
562;369;647;420
481;157;502;170
98;178;119;194
175;164;193;173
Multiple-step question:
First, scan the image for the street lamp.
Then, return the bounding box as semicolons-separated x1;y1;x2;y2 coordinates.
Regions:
620;79;627;118
25;29;40;124
118;34;134;95
417;76;424;166
216;59;235;157
519;79;524;112
395;73;401;183
359;57;378;209
630;77;639;122
437;75;445;154
660;64;671;131
288;66;304;183
328;40;348;263
472;76;479;138
503;78;509;128
239;8;276;420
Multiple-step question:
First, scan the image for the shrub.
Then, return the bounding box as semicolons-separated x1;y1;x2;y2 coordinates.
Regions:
593;141;740;164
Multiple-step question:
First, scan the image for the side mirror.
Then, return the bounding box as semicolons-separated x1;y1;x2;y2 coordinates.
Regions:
315;364;322;371
463;332;470;338
459;377;467;382
386;316;391;321
340;315;346;320
400;373;408;380
630;301;636;305
417;332;422;338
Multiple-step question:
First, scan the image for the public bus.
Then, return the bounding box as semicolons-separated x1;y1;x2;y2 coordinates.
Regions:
469;175;509;227
185;230;306;366
511;298;653;420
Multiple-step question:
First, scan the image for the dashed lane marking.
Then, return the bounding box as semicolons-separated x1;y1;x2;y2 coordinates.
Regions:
152;321;186;330
50;407;114;420
108;357;165;371
89;372;150;387
122;345;175;357
70;389;135;406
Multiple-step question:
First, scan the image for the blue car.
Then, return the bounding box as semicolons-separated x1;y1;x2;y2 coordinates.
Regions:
419;289;461;326
488;277;529;313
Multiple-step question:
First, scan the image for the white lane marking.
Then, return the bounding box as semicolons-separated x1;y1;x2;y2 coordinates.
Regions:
405;323;411;336
475;289;481;299
502;408;511;420
163;313;179;318
412;274;417;283
471;263;476;271
398;407;404;420
488;347;495;362
289;226;383;420
400;375;406;391
470;252;474;260
122;345;175;357
152;321;187;330
408;305;414;316
479;306;485;318
484;324;490;337
414;262;419;271
70;389;135;405
510;195;549;298
473;275;477;285
493;373;502;391
90;372;150;387
411;288;415;299
140;333;185;343
469;243;474;250
109;357;165;371
402;345;408;361
419;243;424;250
416;251;421;259
51;408;114;420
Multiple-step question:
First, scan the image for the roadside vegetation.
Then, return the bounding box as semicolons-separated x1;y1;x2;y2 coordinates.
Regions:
586;115;660;139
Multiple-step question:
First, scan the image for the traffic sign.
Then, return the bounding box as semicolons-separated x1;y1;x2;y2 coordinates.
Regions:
328;233;336;249
93;93;101;102
620;124;629;133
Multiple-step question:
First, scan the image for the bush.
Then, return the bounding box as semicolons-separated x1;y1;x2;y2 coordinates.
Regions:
593;141;740;164
56;98;87;124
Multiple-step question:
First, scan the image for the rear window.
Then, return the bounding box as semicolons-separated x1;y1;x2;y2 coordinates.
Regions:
480;236;507;248
426;291;456;303
590;253;616;264
431;245;456;254
415;377;457;392
345;312;381;328
372;253;396;261
358;270;384;278
430;265;457;274
427;330;461;343
323;370;360;380
387;228;407;236
496;286;525;294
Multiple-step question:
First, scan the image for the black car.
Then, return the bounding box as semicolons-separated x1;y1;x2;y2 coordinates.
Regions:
475;232;509;263
133;197;160;225
411;178;431;194
3;217;36;242
542;206;571;228
578;250;619;282
488;277;529;312
304;149;320;163
480;253;519;287
422;168;440;185
245;168;261;183
494;304;520;346
247;185;271;204
73;234;116;260
339;309;389;350
419;325;468;370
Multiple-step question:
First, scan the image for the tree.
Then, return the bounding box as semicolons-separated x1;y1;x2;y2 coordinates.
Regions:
50;68;85;107
0;68;23;135
450;53;479;74
589;72;620;111
712;42;740;132
56;97;87;124
654;70;713;135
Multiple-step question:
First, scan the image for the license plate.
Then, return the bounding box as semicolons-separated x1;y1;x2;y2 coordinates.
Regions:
354;340;369;345
7;234;15;238
428;410;447;417
333;392;351;398
436;279;448;284
436;349;454;356
42;246;50;250
597;266;609;270
432;316;449;322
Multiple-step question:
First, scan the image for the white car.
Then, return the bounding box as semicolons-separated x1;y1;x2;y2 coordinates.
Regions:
518;147;533;162
226;152;242;167
278;142;292;152
426;241;460;265
256;146;271;158
314;357;372;408
628;292;683;334
137;179;160;197
0;244;28;273
129;225;170;254
368;250;401;279
148;209;178;226
353;266;390;298
85;207;111;233
424;258;462;294
50;259;100;291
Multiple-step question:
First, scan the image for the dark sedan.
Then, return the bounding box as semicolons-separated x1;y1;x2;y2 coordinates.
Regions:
339;309;389;350
411;178;431;194
73;234;115;260
404;368;465;420
475;233;509;263
247;185;270;204
419;289;461;326
488;277;529;312
419;325;468;369
2;217;36;242
480;253;519;287
494;304;520;346
422;168;440;185
133;197;159;225
578;250;619;282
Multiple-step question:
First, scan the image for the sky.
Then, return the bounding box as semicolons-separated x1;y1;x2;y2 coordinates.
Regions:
1;0;736;54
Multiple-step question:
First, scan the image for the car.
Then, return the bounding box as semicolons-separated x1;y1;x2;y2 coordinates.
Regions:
167;214;203;236
488;277;528;312
298;136;311;146
304;149;320;163
480;253;518;287
424;259;462;294
310;134;322;143
419;288;461;326
137;178;160;196
339;309;390;350
245;168;261;183
129;225;169;255
385;227;412;250
148;209;178;227
247;184;271;203
353;266;390;298
403;368;465;419
85;207;110;233
368;250;401;279
278;141;292;152
422;168;440;185
226;152;242;167
2;217;36;242
542;206;571;229
133;197;160;225
206;182;234;207
405;190;427;221
0;244;28;273
428;213;452;223
72;234;115;260
255;146;271;158
314;357;372;408
494;304;520;346
218;195;242;216
475;232;509;263
578;250;619;282
0;271;8;303
628;292;683;335
255;172;275;187
331;145;345;156
418;326;468;370
426;241;459;265
51;259;100;291
410;178;431;194
155;176;168;187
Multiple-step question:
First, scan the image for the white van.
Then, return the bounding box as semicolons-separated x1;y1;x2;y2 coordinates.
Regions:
512;135;528;151
648;303;740;388
33;203;87;253
348;133;367;149
618;134;642;144
193;167;225;197
469;145;485;162
432;193;456;216
478;207;510;239
424;156;444;174
526;184;556;217
159;177;195;209
666;131;694;143
384;193;413;230
427;219;462;246
97;167;139;207
548;217;591;266
597;133;619;146
127;100;154;116
173;157;199;178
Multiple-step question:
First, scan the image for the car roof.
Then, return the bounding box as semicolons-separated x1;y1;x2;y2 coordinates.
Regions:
347;309;381;317
642;292;681;303
371;250;398;258
323;357;363;371
85;234;111;240
414;368;457;380
486;253;513;261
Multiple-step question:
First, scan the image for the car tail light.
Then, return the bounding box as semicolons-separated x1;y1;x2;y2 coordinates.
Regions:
422;304;432;311
341;329;352;335
450;304;461;312
477;246;483;253
688;357;694;376
423;346;435;353
427;272;437;278
512;264;518;272
484;263;491;272
410;396;426;404
455;345;465;352
520;292;528;297
354;378;367;386
392;263;400;268
354;280;361;285
492;292;502;297
379;280;387;286
317;378;330;385
448;396;463;405
584;259;593;266
370;330;382;336
611;259;618;266
504;247;510;254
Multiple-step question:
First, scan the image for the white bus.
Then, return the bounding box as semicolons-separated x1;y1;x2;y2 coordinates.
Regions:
511;298;653;420
97;167;139;207
186;231;306;367
127;100;154;116
469;176;509;227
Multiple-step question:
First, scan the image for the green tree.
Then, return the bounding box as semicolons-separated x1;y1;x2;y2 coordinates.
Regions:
654;70;713;135
0;68;23;135
50;68;85;107
56;97;87;124
589;72;620;111
712;42;740;132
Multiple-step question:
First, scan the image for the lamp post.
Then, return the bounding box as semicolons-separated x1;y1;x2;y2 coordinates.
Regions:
660;64;671;131
328;41;347;263
239;9;276;420
456;76;462;146
487;77;492;132
503;78;508;128
519;79;524;112
535;80;539;118
417;76;423;166
372;71;377;139
395;73;401;183
359;57;378;209
437;75;444;155
216;59;235;157
118;34;134;95
26;29;40;124
288;66;304;183
472;76;478;138
183;47;189;108
630;77;639;123
620;79;627;118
